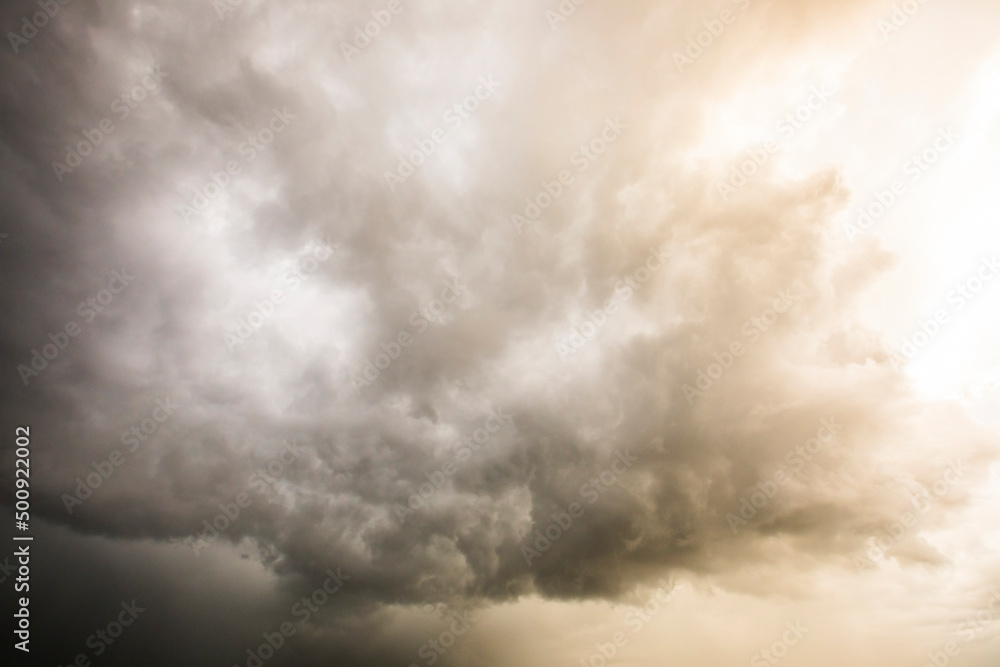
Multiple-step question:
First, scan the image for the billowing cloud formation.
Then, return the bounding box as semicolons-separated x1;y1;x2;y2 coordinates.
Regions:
2;0;999;665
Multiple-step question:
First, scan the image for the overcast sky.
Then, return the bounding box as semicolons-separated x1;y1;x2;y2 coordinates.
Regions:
2;0;1000;666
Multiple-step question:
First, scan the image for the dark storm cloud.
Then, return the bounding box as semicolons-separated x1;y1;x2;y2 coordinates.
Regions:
1;0;997;665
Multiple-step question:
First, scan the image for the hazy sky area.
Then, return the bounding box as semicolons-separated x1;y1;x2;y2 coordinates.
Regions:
1;0;1000;666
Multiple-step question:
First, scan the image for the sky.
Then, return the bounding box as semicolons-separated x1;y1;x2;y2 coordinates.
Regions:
1;0;1000;666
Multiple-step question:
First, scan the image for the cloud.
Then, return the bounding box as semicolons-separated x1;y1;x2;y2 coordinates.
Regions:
1;0;999;665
